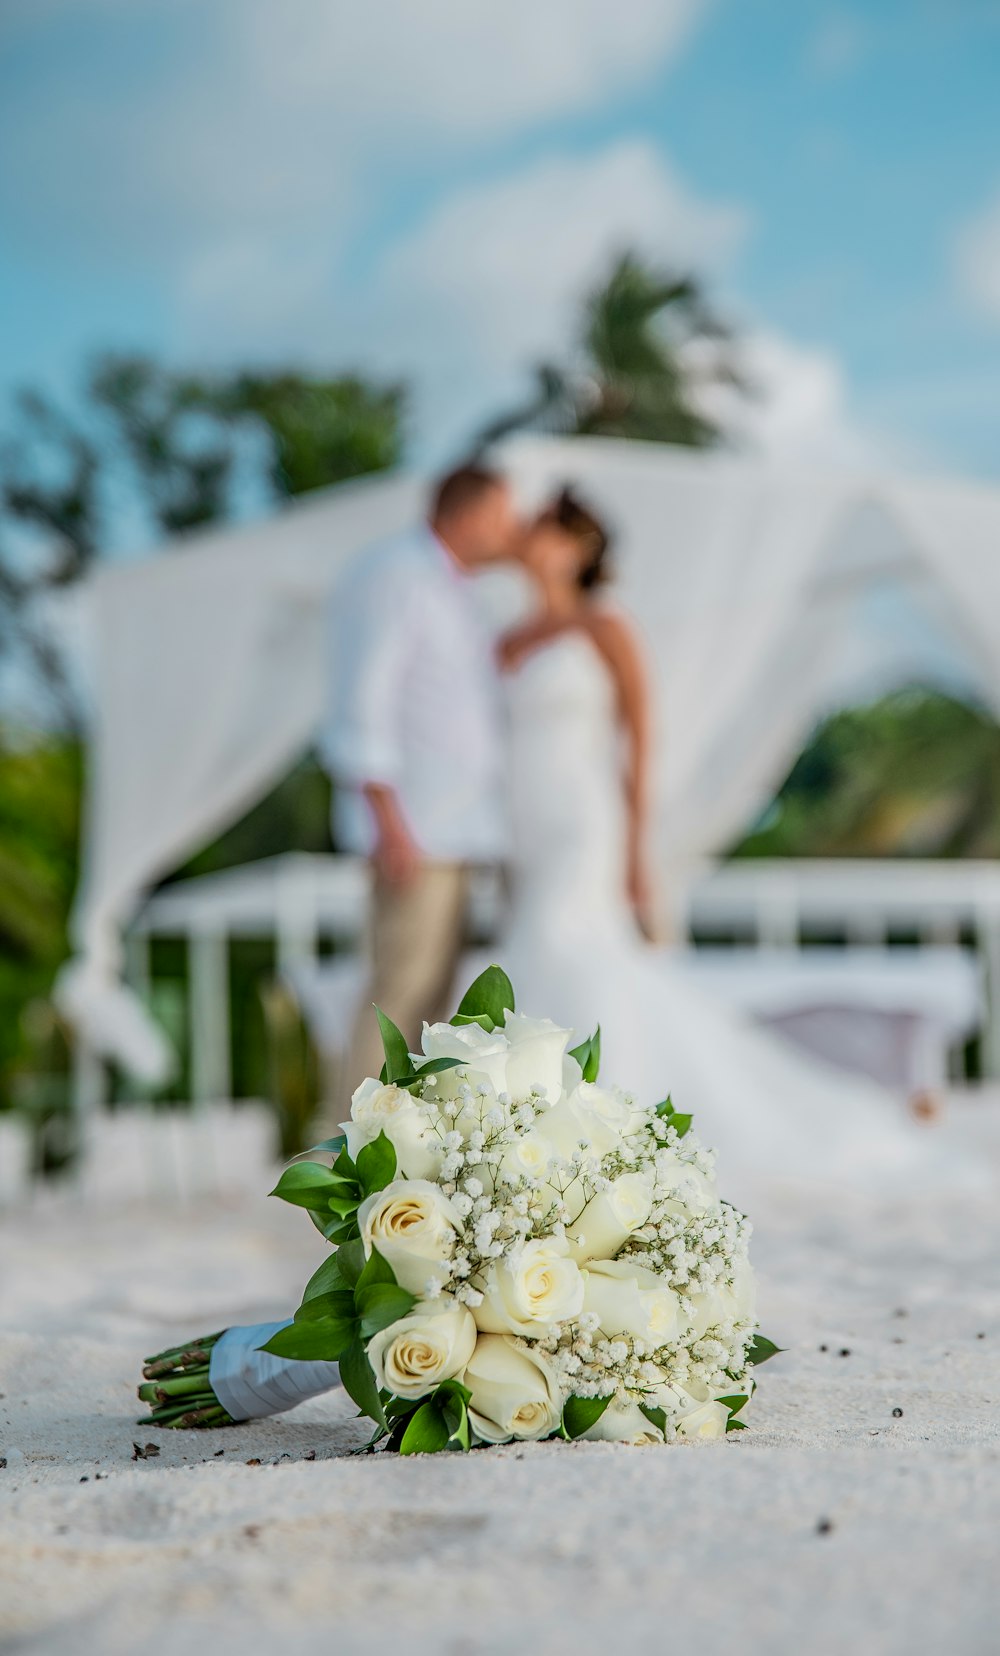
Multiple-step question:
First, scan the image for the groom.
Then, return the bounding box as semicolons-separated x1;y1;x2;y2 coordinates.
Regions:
325;461;519;1096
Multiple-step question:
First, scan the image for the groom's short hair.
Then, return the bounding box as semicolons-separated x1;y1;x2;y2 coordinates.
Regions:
430;461;505;522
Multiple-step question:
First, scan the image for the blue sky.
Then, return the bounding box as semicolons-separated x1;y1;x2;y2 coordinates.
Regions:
2;0;1000;478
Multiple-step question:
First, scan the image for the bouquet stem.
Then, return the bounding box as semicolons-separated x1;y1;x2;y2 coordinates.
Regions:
137;1333;237;1429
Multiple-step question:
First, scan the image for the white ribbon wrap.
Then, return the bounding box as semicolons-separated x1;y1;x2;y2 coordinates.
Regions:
209;1321;342;1421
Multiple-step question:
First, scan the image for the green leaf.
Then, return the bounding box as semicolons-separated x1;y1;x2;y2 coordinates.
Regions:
330;1146;359;1183
325;1194;363;1219
306;1134;346;1156
440;1394;471;1452
334;1237;366;1288
747;1335;783;1366
375;1006;411;1084
455;964;515;1028
309;1208;359;1244
385;1393;421;1422
301;1252;348;1302
399;1400;452;1455
669;1113;692;1139
655;1096;674;1117
568;1026;601;1083
294;1289;357;1324
356;1244;397;1293
562;1392;614;1440
356;1282;417;1338
339;1336;387;1429
269;1161;343;1211
435;1378;472;1408
639;1404;668;1436
320;1214;362;1245
450;1011;496;1033
717;1392;750;1433
259;1319;354;1362
355;1130;397;1197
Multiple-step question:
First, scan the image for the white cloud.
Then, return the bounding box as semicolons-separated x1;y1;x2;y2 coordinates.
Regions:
365;141;747;444
0;0;703;267
690;329;897;466
952;189;1000;322
0;0;885;471
241;0;704;137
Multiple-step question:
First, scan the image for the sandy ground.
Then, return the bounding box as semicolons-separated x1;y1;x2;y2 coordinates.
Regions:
2;1103;1000;1656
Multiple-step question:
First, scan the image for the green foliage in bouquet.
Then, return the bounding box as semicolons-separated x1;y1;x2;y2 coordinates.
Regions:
264;964;781;1454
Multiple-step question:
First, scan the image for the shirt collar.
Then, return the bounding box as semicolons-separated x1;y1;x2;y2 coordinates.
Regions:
422;521;467;583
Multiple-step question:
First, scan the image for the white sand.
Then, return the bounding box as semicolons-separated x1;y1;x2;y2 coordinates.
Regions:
3;1103;1000;1655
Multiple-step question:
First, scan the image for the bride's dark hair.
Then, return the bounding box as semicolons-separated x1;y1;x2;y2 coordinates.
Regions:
542;486;612;590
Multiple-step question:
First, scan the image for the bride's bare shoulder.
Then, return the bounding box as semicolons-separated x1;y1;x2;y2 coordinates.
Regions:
582;605;643;666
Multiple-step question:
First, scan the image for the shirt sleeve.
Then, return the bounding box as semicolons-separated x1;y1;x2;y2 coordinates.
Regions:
322;550;415;787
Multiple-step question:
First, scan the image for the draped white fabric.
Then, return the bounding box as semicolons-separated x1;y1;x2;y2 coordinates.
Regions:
60;436;1000;1078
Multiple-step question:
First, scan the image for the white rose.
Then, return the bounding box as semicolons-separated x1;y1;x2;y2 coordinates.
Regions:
689;1254;756;1337
581;1258;685;1346
501;1011;571;1102
494;1131;555;1187
474;1238;585;1335
565;1172;654;1263
464;1334;562;1442
357;1179;463;1296
582;1397;665;1445
343;1078;442;1181
675;1398;730;1440
420;1020;510;1096
366;1301;477;1400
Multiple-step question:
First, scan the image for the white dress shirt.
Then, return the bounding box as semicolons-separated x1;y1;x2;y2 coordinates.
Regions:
324;523;507;860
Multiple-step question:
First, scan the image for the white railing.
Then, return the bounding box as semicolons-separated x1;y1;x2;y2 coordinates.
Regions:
123;853;1000;1099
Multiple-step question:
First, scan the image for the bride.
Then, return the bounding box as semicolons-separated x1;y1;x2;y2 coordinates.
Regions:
495;487;953;1192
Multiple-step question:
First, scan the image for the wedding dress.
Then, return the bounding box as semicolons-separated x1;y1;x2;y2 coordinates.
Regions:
498;629;964;1193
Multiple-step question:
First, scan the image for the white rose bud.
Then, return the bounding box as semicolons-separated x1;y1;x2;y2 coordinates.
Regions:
343;1078;442;1181
464;1334;563;1442
357;1179;463;1296
581;1258;684;1346
366;1301;477;1400
494;1132;554;1187
565;1172;654;1263
582;1397;665;1445
501;1011;571;1103
675;1398;730;1440
473;1238;585;1335
420;1019;513;1098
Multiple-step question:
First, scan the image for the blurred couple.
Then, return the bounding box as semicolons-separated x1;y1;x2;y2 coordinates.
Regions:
326;463;946;1189
326;461;653;1065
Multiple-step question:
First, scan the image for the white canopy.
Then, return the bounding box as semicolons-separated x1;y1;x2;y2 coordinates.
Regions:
60;435;1000;1080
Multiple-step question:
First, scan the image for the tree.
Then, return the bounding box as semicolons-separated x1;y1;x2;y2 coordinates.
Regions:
480;251;743;449
0;355;406;725
734;688;1000;860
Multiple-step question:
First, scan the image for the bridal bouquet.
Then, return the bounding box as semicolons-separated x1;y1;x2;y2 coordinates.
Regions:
138;966;778;1448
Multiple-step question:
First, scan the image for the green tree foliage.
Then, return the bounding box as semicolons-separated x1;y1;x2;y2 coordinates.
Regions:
735;688;1000;859
480;251;742;448
0;737;81;1105
0;355;405;722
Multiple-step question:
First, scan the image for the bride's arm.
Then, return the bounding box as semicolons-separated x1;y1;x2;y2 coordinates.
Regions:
496;615;571;671
589;610;657;940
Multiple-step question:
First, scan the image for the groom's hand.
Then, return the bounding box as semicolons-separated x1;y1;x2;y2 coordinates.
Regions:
363;782;423;887
374;821;422;887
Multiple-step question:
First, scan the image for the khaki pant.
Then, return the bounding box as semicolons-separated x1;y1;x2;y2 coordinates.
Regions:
342;862;469;1106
